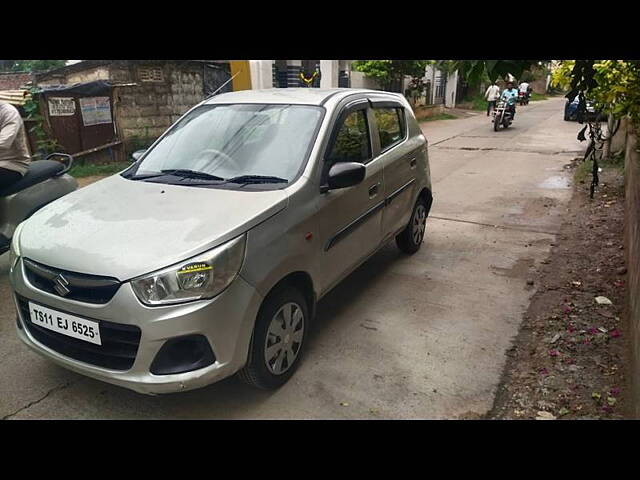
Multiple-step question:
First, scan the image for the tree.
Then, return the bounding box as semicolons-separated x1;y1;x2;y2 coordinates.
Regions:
352;60;430;92
0;60;67;72
552;60;640;128
453;60;546;85
0;60;16;71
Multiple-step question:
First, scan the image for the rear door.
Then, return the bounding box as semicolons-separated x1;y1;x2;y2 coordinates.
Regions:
369;99;419;239
315;98;385;294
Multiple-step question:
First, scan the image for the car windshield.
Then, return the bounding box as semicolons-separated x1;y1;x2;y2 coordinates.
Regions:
128;103;324;185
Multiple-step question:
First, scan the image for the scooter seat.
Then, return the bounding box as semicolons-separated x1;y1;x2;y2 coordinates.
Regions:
0;160;65;197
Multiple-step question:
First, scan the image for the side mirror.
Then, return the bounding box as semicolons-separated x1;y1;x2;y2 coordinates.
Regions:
322;162;366;193
131;149;147;162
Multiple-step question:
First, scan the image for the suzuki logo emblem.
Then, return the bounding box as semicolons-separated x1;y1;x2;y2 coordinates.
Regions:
53;274;71;297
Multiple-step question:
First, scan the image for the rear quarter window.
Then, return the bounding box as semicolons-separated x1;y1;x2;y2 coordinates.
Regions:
374;107;406;151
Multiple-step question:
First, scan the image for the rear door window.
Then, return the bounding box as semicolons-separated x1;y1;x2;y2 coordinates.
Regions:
374;107;405;151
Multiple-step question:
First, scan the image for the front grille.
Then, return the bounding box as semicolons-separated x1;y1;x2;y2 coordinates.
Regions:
16;294;141;371
23;258;121;304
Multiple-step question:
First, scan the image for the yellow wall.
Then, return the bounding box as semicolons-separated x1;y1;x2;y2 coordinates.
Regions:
229;61;252;91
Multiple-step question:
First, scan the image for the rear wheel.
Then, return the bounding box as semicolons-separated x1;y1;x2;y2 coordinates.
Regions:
238;285;309;390
396;196;428;254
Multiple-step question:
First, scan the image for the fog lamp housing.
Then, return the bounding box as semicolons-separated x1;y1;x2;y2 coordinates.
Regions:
150;334;216;376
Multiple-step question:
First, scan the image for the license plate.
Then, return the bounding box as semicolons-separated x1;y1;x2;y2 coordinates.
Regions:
29;302;102;345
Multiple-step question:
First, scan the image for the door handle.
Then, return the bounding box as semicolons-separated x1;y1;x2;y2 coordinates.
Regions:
409;157;417;168
368;183;379;198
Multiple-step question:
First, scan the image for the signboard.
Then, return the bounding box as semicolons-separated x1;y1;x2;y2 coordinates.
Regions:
48;97;76;116
79;96;112;126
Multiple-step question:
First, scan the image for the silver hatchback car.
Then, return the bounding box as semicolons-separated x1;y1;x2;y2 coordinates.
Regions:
9;88;433;394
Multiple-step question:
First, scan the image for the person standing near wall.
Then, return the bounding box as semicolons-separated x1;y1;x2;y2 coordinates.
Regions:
0;101;30;189
485;81;501;116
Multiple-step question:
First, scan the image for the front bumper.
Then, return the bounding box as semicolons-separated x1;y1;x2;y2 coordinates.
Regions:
11;258;263;395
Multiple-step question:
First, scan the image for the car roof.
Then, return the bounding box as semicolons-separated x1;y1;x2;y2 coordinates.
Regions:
203;88;402;106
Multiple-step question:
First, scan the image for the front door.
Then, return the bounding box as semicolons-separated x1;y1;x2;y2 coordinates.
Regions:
316;100;384;295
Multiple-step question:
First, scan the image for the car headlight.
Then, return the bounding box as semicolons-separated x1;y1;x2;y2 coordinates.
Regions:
8;222;24;274
131;234;246;306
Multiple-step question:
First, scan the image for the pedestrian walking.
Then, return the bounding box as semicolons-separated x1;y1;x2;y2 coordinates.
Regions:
0;101;30;189
485;81;501;116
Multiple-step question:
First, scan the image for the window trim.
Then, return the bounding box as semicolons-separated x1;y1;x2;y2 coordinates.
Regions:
323;101;373;166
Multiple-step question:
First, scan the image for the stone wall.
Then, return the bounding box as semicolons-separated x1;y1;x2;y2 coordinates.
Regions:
623;124;640;417
529;77;548;94
350;71;381;90
413;104;445;121
109;62;205;151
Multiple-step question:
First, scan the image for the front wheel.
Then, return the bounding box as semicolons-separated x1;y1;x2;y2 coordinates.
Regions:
494;112;502;131
396;196;428;254
238;286;309;390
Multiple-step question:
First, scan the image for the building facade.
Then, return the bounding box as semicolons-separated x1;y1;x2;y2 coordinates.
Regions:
249;60;355;90
35;60;233;151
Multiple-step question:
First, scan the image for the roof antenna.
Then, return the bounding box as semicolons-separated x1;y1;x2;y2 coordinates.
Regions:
205;70;241;100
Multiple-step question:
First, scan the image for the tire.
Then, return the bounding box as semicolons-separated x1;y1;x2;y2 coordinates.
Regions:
396;196;428;254
564;112;570;121
494;113;501;131
238;285;309;390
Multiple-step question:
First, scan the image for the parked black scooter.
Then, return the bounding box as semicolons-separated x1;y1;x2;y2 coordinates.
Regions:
1;153;77;255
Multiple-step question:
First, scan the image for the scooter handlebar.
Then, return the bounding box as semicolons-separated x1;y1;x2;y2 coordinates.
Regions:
45;153;74;176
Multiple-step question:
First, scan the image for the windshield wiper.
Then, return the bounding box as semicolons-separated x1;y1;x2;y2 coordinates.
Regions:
225;175;288;184
124;169;224;181
161;169;225;181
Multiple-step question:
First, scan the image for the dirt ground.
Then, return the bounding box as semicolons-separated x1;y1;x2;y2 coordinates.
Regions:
489;161;630;420
75;176;105;188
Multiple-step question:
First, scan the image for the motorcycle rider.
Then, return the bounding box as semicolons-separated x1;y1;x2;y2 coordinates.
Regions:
0;101;31;189
518;80;530;103
501;81;519;119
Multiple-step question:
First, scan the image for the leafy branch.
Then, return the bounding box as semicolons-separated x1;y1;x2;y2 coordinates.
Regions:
23;87;60;155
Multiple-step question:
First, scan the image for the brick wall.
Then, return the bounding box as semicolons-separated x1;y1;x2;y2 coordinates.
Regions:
0;72;32;90
623;125;640;417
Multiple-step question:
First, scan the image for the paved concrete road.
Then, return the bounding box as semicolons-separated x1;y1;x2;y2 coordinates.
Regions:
0;97;585;419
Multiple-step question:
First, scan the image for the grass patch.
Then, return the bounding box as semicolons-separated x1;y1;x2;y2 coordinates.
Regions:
456;94;486;111
69;161;131;178
420;113;458;122
574;158;593;184
530;92;548;101
469;94;487;111
574;152;624;184
462;91;548;110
